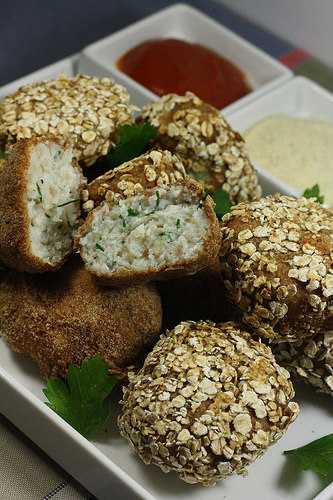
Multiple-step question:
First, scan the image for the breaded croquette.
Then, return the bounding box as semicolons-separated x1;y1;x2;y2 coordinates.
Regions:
140;92;261;201
77;149;221;286
0;136;84;273
0;258;162;378
220;195;333;342
0;74;136;167
118;320;299;486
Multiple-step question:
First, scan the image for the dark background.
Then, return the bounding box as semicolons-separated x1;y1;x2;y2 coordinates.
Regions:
0;0;291;86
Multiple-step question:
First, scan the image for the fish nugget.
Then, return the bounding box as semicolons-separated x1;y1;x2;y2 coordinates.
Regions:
0;258;162;378
118;320;299;486
140;92;261;201
0;74;136;167
0;136;85;273
220;194;333;342
77;149;221;286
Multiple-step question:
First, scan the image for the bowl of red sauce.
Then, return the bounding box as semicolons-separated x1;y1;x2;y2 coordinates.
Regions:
116;38;251;109
81;4;291;110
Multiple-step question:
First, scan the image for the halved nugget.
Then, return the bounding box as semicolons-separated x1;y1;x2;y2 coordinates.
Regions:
77;149;221;285
0;136;85;272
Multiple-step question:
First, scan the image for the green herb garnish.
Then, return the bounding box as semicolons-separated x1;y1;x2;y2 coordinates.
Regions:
284;434;333;480
57;199;80;208
176;218;181;229
302;184;324;204
155;191;160;210
36;182;43;203
211;188;233;219
96;243;105;252
43;356;120;438
128;208;139;217
120;215;127;228
107;123;157;168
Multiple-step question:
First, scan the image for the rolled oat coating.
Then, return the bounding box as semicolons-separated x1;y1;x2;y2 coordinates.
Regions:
0;74;136;167
219;195;333;342
274;332;333;396
78;150;221;285
140;92;261;202
118;321;299;486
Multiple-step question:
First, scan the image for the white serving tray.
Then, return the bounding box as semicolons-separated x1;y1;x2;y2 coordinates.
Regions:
0;337;331;500
78;3;291;109
0;56;77;99
225;76;333;198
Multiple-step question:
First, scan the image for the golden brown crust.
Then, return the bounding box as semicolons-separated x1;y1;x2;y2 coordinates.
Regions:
219;195;333;342
0;136;82;273
140;92;261;202
0;257;162;378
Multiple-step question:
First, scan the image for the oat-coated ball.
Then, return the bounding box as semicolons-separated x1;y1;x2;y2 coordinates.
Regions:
140;92;261;202
0;74;136;167
220;195;333;342
118;321;299;486
274;332;333;396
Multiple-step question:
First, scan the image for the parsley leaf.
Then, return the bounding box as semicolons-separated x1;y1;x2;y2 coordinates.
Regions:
284;434;333;479
36;182;43;203
302;184;324;204
43;356;120;438
176;218;180;229
211;188;233;219
108;123;157;167
57;199;80;208
155;191;160;209
128;208;139;216
96;242;105;252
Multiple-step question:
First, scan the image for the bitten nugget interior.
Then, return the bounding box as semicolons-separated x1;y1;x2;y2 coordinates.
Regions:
0;136;84;272
78;149;221;284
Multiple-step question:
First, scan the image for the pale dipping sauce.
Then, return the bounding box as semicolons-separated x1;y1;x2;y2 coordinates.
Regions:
244;115;333;205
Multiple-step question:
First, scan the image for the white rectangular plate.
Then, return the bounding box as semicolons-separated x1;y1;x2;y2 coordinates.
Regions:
78;3;291;109
224;76;333;197
0;56;77;99
1;321;332;500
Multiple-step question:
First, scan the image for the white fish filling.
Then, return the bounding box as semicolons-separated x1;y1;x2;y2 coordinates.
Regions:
27;142;82;264
80;187;209;274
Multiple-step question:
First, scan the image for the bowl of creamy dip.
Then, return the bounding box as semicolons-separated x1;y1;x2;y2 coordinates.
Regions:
225;76;333;205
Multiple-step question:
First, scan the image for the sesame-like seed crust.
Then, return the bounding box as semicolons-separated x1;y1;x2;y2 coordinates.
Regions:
78;150;221;285
274;332;333;396
140;92;261;202
0;74;136;167
118;320;299;486
219;195;333;342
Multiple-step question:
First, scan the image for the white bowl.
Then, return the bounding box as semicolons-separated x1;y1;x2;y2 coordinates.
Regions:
0;56;77;99
225;76;333;197
78;3;291;108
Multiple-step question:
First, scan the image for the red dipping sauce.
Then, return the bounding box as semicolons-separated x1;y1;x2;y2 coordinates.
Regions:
117;38;251;109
